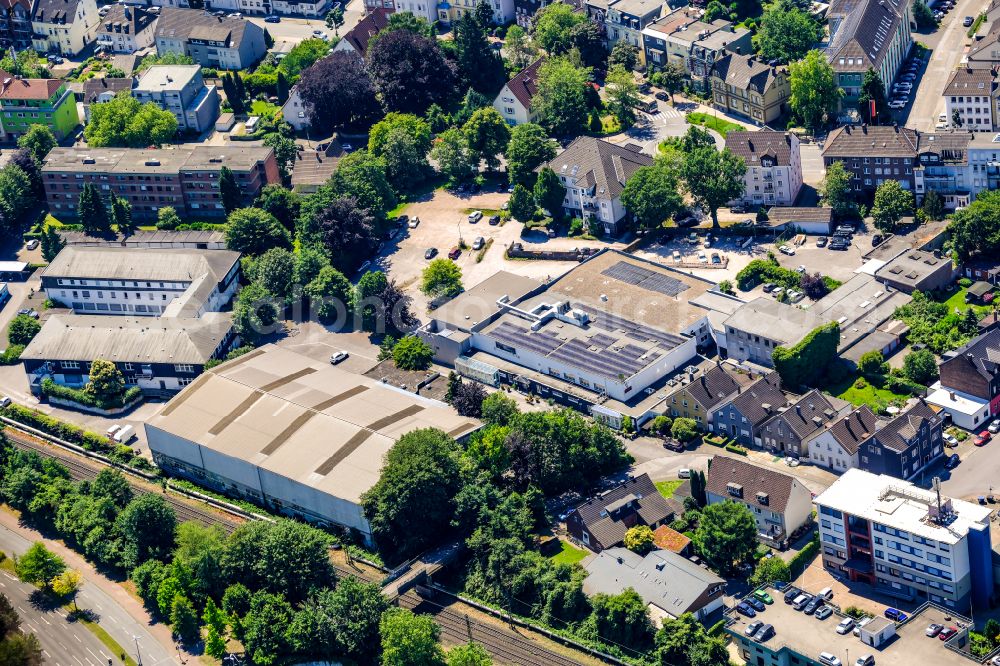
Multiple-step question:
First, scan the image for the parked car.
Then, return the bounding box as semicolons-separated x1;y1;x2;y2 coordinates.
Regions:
945;454;960;470
745;620;763;637
778;244;795;255
745;597;766;613
752;623;775;642
926;623;944;637
16;308;38;319
655;91;669;101
711;252;721;264
884;608;908;622
762;283;776;293
468;210;483;223
737;602;757;617
472;236;485;250
889;100;906;109
409;217;420;229
854;617;873;636
330;351;349;365
675;214;699;227
424;248;438;259
855;656;875;666
837;618;856;635
793;594;812;610
448;247;461;260
815;606;834;620
672;250;681;262
783;587;801;604
488;214;500;225
974;431;992;446
818;652;842;666
939;626;958;641
753;590;774;605
989;420;1000;433
964;15;974;25
107;424;122;438
25;239;38;250
803;597;823;615
944;433;959;447
264;14;280;21
113;425;135;443
817;236;828;247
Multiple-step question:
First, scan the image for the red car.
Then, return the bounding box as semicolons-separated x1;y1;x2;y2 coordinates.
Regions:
939;626;958;641
975;431;992;446
448;247;461;260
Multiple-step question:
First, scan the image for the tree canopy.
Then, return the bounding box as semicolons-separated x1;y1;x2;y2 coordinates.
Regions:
534;57;590;136
368;30;458;114
85;93;178;147
693;502;758;574
297;51;380;132
753;1;823;63
789;49;842;131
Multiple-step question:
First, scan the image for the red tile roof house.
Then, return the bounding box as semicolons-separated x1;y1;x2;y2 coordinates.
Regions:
493;56;544;126
566;473;679;552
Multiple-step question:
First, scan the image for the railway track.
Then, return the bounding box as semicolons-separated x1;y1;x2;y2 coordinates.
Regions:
3;425;592;666
398;592;586;666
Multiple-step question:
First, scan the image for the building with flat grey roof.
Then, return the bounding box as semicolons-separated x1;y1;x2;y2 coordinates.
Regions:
145;345;480;543
134;65;219;133
874;249;955;294
583;548;726;625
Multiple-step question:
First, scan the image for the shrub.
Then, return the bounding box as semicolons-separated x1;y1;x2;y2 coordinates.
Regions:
725;443;748;455
788;533;819;577
772;323;840;388
650;415;672;435
958;277;973;288
671;417;699;442
853;377;868;389
735;259;801;291
392;335;434;371
0;345;24;365
41;379;142;410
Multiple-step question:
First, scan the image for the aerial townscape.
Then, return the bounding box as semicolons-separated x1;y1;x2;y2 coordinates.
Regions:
1;0;1000;663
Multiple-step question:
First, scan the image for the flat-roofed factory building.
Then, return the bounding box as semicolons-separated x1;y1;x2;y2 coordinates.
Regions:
145;345;480;543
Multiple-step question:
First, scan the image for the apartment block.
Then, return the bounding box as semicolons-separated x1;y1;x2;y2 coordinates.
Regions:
725;130;803;207
41;145;280;221
815;469;994;611
0;74;78;141
710;54;789;125
0;0;34;50
154;8;266;70
134;65;219;133
95;4;158;53
32;0;100;56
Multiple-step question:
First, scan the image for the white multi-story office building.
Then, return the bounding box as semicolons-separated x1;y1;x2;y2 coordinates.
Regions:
943;68;998;131
815;469;994;612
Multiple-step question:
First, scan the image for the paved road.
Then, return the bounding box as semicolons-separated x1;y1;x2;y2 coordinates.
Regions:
906;0;982;132
0;521;178;666
248;0;365;43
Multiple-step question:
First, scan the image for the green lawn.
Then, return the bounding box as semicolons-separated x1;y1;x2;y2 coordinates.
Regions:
825;374;909;411
935;286;991;317
251;100;281;118
550;540;589;566
656;479;684;499
686;112;746;138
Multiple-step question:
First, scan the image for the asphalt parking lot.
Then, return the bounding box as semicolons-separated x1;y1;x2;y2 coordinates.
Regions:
768;229;876;285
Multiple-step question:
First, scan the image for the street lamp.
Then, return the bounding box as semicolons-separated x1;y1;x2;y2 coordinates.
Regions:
457;220;464;245
133;636;143;666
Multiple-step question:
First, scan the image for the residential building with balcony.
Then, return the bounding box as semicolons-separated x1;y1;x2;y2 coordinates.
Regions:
913;132;975;209
709;54;789;125
0;75;78;141
154;9;266;70
493;56;544;126
927;329;1000;429
822;124;919;196
32;0;100;56
0;0;34;50
535;136;653;235
23;246;241;398
95;4;157;53
41;145;280;221
604;0;663;65
824;0;912;111
943;68;998;131
133;65;218;133
725;130;802;207
706;456;813;548
641;9;751;91
711;372;790;447
815;468;994;611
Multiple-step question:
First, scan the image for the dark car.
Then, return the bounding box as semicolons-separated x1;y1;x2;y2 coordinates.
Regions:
783;587;801;604
817;236;828;247
488;214;501;225
803;597;823;615
885;608;908;622
963;15;974;26
424;248;438;260
872;234;884;246
736;602;757;618
746;597;766;612
762;283;776;293
264;14;280;21
675;214;699;228
655;91;669;101
945;454;960;470
752;623;775;642
448;247;461;260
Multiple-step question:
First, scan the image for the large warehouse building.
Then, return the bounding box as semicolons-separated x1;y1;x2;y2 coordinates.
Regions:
144;345;480;543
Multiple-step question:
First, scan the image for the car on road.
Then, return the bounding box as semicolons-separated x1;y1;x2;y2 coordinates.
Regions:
408;217;420;229
472;236;485;250
329;351;349;365
778;244;795;255
424;248;438;259
736;602;757;618
939;626;958;641
655;91;669;101
448;247;461;260
815;606;833;620
974;431;992;446
926;623;943;637
753;590;774;605
944;432;959;447
312;28;325;36
884;608;908;622
264;14;280;21
989;420;1000;433
945;453;960;470
745;620;763;637
837;618;856;634
964;15;974;25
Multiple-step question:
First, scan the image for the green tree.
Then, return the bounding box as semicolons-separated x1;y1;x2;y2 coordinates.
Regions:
789;49;842;131
362;428;462;560
78;182;111;236
753;1;823;63
249;247;296;300
40;226;64;262
534;57;590;135
114;493;177;571
431;128;476;185
569;20;606;68
156;206;182;230
620;161;684;230
505;26;537;70
454;12;506;95
277;38;332;77
84;359;126;403
653;62;685;103
749;556;791;588
481;392;520;426
242;591;293;666
17;125;56;163
286;577;389;662
604;64;639;128
110;195;135;237
225;207;292;256
609;42;639;70
422;259;464;298
0;164;31;227
85;93;178;147
7;315;40;346
913;0;937;28
771;323;840;388
671;417;699;442
463;108;511;171
506;123;557;187
203;598;228;658
276;70;289;104
586;588;654;650
370;113;433;158
170;595;200;644
305;266;354;323
821;161;856;218
693;502;758;574
623;525;655;554
922;189;945;221
857;350;887;376
254;184;300;231
531;2;585;54
219;166;243;214
871;179;913;232
681;147;746;229
533;167;565;218
231;284;279;342
15;542;65;588
370;114;432;188
393;335;434;370
858;67;890;124
903;349;939;384
380;607;446;666
446;643;492;666
656;613;729;666
263;134;297;182
948;190;1000;261
325;151;397;222
325;5;345;32
509;184;536;222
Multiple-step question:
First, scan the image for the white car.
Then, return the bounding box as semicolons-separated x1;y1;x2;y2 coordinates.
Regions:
25;239;38;250
944;433;959;447
989;421;1000;433
939;113;948;122
796;264;807;273
697;250;708;263
408;217;420;229
785;456;800;467
778;245;795;255
836;617;855;634
936;121;949;129
330;351;349;365
888;101;906;109
672;250;681;262
472;236;484;250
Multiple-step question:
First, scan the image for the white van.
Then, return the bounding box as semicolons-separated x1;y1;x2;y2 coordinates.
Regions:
113;425;135;443
819;652;842;666
818;587;834;600
106;424;121;438
793;594;811;610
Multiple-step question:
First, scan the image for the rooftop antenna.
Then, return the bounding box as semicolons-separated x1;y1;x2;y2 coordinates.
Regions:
933;476;943;523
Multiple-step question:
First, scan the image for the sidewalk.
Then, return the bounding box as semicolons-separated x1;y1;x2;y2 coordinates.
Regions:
0;510;182;666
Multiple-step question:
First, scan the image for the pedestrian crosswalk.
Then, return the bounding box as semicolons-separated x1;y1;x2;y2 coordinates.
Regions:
658;105;683;119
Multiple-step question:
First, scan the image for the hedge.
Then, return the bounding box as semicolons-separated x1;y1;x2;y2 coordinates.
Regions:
772;323;841;389
735;259;802;291
703;435;727;447
789;534;820;577
0;345;24;366
41;379;142;410
725;443;748;456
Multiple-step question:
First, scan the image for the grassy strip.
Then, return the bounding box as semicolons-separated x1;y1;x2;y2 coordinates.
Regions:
686;111;745;138
968;12;986;37
475;238;494;263
549;540;588;566
655;479;683;498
